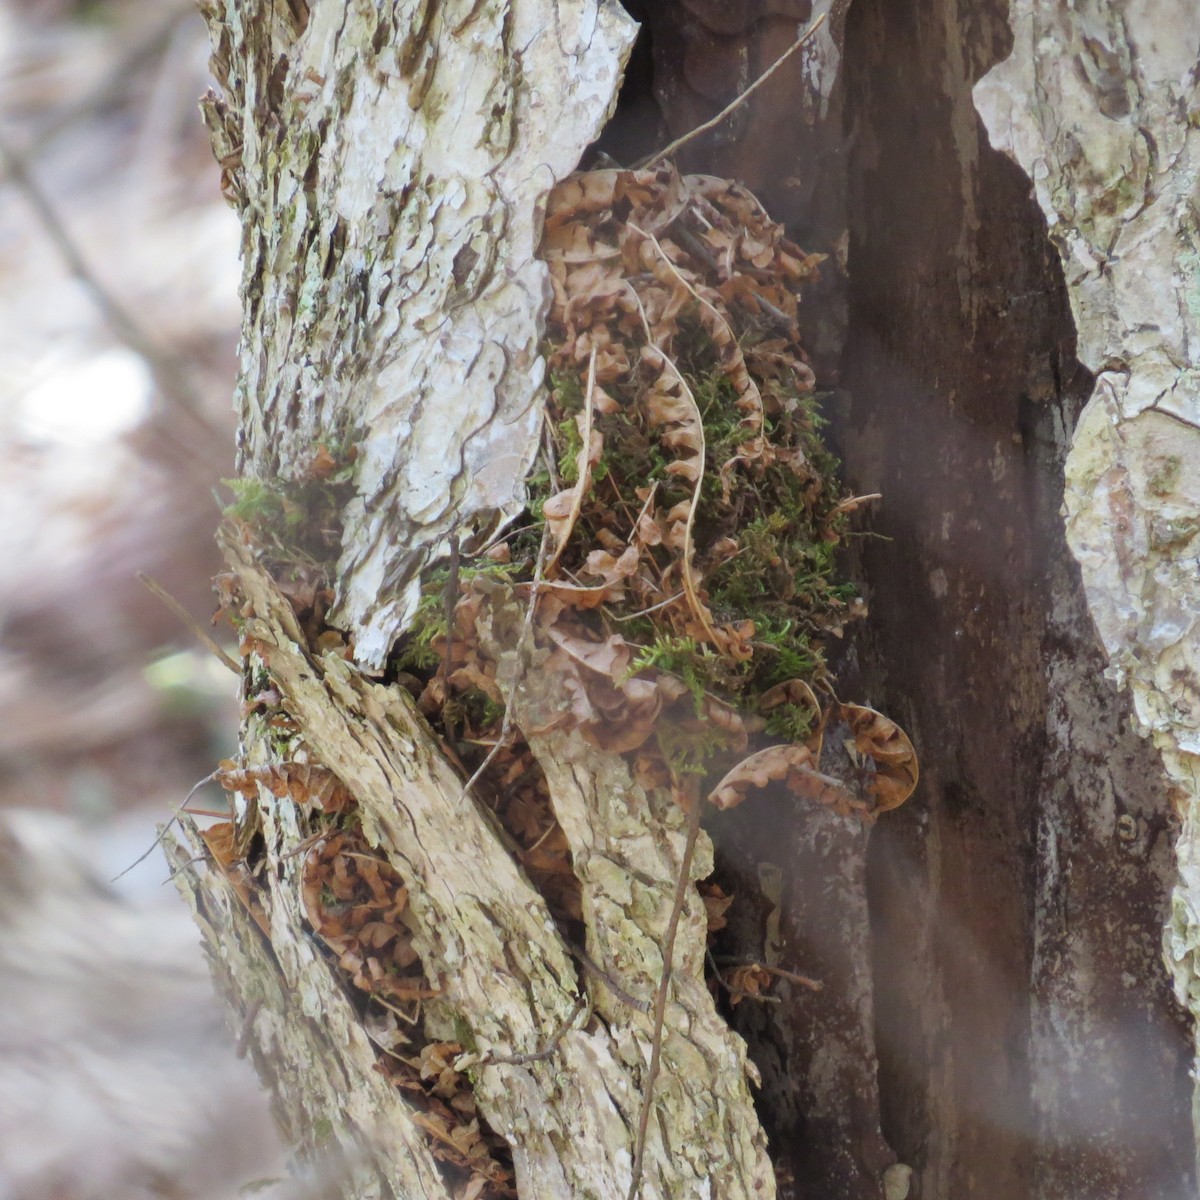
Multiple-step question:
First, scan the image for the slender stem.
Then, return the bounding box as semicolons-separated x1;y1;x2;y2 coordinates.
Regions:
637;13;829;170
627;787;704;1200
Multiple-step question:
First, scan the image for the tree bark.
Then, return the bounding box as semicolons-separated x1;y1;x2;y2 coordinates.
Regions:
974;0;1200;1180
173;1;1200;1197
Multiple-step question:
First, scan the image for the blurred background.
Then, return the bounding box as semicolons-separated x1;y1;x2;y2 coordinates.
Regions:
0;1;287;1195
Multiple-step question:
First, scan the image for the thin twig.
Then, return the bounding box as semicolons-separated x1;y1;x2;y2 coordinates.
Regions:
605;591;685;623
112;771;217;881
475;994;588;1068
524;818;560;856
711;955;823;991
372;994;423;1026
542;415;562;493
163;851;208;882
137;571;241;674
756;962;823;991
279;831;332;861
627;788;705;1200
637;13;829;170
710;968;783;1006
460;521;552;799
567;942;651;1014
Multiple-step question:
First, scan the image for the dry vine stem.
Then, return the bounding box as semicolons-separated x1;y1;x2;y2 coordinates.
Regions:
636;13;828;169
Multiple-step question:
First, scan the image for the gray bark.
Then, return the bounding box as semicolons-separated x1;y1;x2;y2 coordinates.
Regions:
200;0;635;669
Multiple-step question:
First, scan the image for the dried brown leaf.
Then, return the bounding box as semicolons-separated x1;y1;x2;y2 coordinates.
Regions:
838;701;919;813
707;743;865;815
726;963;772;1007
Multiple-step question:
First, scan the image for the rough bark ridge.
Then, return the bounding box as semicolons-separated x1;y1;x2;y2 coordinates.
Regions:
974;0;1200;1145
174;536;770;1197
199;0;635;668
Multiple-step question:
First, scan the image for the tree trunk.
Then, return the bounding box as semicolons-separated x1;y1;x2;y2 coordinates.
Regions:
975;2;1200;1111
172;2;1200;1198
173;2;783;1198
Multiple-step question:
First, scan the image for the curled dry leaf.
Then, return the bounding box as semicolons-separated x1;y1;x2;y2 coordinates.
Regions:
299;831;438;1002
387;161;915;859
758;678;825;755
198;820;270;935
215;759;354;814
199;820;240;869
707;743;867;818
699;881;734;933
838;701;919;813
725;963;773;1007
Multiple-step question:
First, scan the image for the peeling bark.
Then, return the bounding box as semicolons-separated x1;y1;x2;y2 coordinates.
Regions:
200;0;636;668
176;532;772;1197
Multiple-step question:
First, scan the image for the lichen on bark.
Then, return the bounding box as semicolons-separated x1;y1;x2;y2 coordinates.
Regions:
198;0;638;669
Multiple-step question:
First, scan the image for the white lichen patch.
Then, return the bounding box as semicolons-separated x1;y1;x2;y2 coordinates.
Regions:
199;0;637;668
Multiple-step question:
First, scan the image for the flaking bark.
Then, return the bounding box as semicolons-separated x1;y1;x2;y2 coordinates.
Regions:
198;0;636;668
175;533;772;1197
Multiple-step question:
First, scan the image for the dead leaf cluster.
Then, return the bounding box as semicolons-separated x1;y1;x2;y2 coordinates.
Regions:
395;166;917;824
298;830;516;1194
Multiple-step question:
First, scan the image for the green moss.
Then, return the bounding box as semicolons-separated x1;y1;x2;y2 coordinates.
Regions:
389;554;529;682
656;721;731;776
557;414;585;485
452;1014;478;1053
393;577;449;674
523;333;859;729
445;686;506;732
763;702;814;743
630;635;710;714
223;476;348;564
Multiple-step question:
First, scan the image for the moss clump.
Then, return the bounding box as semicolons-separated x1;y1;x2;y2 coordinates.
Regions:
390;167;869;776
223;437;358;557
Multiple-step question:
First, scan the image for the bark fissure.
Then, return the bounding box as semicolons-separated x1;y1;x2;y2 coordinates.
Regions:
199;0;638;669
974;0;1200;1171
